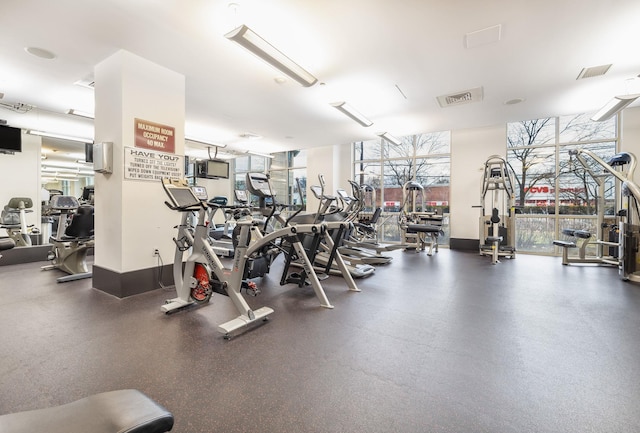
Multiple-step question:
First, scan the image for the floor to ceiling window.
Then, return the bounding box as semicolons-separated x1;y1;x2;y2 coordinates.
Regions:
232;150;307;210
269;150;307;209
506;113;618;254
353;132;451;243
233;154;268;205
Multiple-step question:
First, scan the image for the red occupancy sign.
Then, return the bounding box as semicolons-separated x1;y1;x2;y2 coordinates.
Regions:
134;118;175;153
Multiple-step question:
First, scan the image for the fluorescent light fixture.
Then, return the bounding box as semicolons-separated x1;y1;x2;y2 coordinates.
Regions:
27;130;93;143
591;94;640;121
377;132;402;146
185;137;227;148
239;132;262;140
225;24;318;87
331;101;373;127
245;150;274;159
53;172;79;178
66;109;94;119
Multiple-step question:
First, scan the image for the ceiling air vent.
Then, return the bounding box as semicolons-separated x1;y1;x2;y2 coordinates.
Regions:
74;74;95;89
576;64;612;80
437;87;483;108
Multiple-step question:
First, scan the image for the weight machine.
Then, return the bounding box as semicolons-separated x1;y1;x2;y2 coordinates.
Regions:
399;181;443;255
554;149;640;282
478;155;517;264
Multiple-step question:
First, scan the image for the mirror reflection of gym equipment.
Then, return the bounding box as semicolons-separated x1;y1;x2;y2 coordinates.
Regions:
1;197;35;247
41;195;94;283
553;149;640;283
478;155;517;264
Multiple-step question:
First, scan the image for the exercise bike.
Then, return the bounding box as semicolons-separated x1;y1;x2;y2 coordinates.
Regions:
160;178;338;339
41;195;94;283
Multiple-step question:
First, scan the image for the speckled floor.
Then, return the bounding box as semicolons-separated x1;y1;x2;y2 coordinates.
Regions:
1;249;639;433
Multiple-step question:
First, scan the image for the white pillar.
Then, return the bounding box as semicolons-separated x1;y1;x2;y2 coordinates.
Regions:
92;50;185;297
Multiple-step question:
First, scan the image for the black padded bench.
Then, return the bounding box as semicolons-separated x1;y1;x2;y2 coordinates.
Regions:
561;228;591;239
553;229;592;265
403;223;444;255
405;224;442;234
0;389;174;433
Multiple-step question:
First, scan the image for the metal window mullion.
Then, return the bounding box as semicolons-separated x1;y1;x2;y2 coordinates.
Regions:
554;117;560;239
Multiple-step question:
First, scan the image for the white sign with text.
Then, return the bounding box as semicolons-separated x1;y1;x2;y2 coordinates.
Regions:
124;146;184;181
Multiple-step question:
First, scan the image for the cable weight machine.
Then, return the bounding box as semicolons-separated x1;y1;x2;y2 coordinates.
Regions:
478;155;517;264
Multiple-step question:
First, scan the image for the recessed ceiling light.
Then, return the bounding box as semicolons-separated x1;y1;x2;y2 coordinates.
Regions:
24;47;56;60
274;77;287;84
504;98;525;105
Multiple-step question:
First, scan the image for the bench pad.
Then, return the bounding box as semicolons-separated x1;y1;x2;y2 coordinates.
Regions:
0;389;174;433
406;224;442;234
553;240;577;248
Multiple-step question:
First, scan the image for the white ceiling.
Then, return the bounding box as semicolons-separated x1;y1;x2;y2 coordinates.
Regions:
1;0;640;163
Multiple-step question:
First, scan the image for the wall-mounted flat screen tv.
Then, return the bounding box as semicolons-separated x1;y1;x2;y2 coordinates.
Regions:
0;125;22;153
206;159;229;179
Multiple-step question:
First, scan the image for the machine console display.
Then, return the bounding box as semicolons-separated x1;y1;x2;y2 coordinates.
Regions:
191;185;208;201
235;189;248;204
161;178;202;208
247;173;274;198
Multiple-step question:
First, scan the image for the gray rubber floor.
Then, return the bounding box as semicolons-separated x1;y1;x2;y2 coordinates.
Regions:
1;249;639;432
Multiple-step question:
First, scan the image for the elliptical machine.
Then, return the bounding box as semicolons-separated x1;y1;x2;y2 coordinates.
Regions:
299;174;375;277
245;172;364;287
478;155;517;264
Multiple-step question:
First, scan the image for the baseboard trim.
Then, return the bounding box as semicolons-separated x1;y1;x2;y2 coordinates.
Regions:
0;245;51;265
92;264;173;298
449;238;479;252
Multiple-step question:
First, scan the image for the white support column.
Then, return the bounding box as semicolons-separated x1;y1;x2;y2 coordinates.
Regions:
92;50;185;297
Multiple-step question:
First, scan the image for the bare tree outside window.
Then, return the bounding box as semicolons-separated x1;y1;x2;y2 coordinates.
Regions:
507;114;617;252
353;131;451;242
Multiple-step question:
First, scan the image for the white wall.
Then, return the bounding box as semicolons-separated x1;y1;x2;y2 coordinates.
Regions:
621;106;640;185
306;144;350;213
0;133;42;230
195;176;232;226
450;125;506;240
94;50;186;273
196;176;232;200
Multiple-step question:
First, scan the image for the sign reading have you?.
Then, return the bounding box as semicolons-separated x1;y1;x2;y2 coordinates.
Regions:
125;118;183;181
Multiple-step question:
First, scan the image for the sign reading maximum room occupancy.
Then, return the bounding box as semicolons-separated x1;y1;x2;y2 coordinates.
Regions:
134;118;175;153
